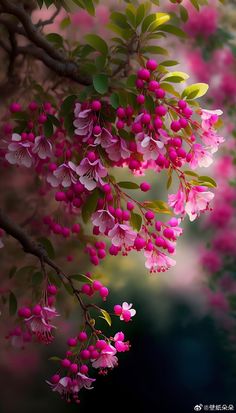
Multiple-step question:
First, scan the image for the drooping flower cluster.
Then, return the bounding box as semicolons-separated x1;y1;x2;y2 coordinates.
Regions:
1;60;223;274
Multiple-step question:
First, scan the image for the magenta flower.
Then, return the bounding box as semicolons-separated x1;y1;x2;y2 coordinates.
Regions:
144;249;176;273
25;306;59;344
185;186;214;222
108;223;136;248
32;135;52;159
5;133;33;168
119;302;136;322
47;162;78;188
200;108;223;130
114;332;130;352
201;130;224;154
92;209;115;233
47;376;72;397
76;158;107;191
94;127;115;148
92;344;118;369
73;103;93;141
168;188;186;216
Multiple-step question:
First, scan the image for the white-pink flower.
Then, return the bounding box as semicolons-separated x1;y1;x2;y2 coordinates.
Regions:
105;137;131;161
76;158;107;191
168;188;186;216
25;306;59;344
47;162;78;188
190;143;213;169
5;133;33;168
119;302;136;322
73;103;93;141
136;133;164;161
94;127;115;148
201;130;224;154
92;344;118;369
108;223;136;248
200;108;223;130
32;135;52;159
47;376;72;396
76;373;95;391
185;185;214;221
92;209;115;233
144;249;176;273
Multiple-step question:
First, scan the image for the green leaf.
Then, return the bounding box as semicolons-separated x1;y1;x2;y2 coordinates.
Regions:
179;5;189;22
161;71;189;83
49;356;61;361
190;0;200;11
63;283;74;296
110;11;130;29
61;95;77;114
32;271;43;286
85;34;108;56
70;273;92;283
141;45;168;55
82;189;100;223
46;33;63;48
82;0;95;16
130;212;142;231
9;292;17;316
160;82;180;98
8;266;17;279
143;200;172;214
118;181;139;189
198;176;217;188
38;237;55;259
159;24;187;38
135;4;145;27
60;16;71;29
141;14;156;33
184;170;199;177
182;83;209;100
160;60;179;67
110;93;120;109
100;309;111;327
43;118;53;138
93;74;108;95
48;272;62;288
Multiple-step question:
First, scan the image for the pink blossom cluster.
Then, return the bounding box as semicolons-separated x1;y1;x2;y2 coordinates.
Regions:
183;1;218;38
1;60;223;274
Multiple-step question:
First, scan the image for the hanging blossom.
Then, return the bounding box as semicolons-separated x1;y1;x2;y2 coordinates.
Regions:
47;162;78;188
32;135;52;159
73;103;94;142
24;305;59;344
5;133;33;168
76;155;107;191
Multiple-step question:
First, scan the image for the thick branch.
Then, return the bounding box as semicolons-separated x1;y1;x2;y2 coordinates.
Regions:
17;45;91;84
0;0;64;62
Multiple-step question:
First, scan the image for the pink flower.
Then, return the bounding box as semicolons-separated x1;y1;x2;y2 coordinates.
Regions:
47;162;78;188
25;306;59;344
73;103;93;141
200;109;223;131
136;133;164;160
168;188;186;216
92;209;115;233
114;332;130;352
47;376;72;396
108;223;136;248
76;373;95;391
94;127;115;148
76;158;107;191
92;344;118;369
32;135;52;159
5;133;33;168
201;130;224;154
144;249;176;273
189;143;213;169
119;302;136;322
105;137;130;162
185;186;214;221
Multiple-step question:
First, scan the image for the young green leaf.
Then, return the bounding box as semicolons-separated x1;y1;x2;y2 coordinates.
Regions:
100;309;112;327
85;34;108;56
182;83;209;100
93;74;108;94
118;181;139;189
130;212;142;231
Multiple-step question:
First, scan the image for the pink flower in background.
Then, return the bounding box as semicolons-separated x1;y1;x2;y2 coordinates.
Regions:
168;188;186;216
92;344;118;369
5;133;33;168
200;109;223;131
47;162;78;187
184;3;218;38
108;223;136;248
201;249;222;273
144;249;176;273
76;158;107;191
74;103;94;141
32;135;52;159
92;209;115;233
185;186;214;221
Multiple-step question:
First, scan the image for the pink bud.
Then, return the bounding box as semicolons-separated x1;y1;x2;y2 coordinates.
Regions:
55;191;66;202
67;337;78;347
95;339;107;350
51;374;60;384
78;331;87;342
140;182;151;192
80;349;90;360
47;285;57;295
61;358;71;368
32;304;42;315
91;100;101;111
99;286;109;300
114;305;122;315
10;102;21;113
80;365;88;374
145;211;155;220
72;223;80;234
146;59;158;71
92;280;103;291
70;363;78;373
